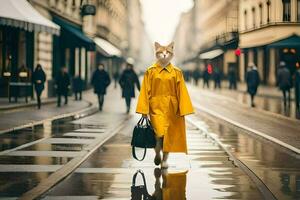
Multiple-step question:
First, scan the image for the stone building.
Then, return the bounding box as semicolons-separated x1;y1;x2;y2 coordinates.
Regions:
239;0;300;84
0;0;60;98
173;0;239;76
173;11;196;69
0;0;150;98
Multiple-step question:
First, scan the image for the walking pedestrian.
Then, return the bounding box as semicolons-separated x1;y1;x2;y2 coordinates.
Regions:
203;67;210;88
136;42;194;169
73;74;83;101
55;67;70;107
192;67;201;86
295;64;300;117
213;67;222;89
277;61;292;108
91;64;111;111
228;66;237;90
113;71;119;89
119;63;140;114
32;64;46;109
246;63;260;107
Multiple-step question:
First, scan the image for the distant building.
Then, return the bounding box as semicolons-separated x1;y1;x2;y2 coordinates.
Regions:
239;0;300;84
174;0;239;76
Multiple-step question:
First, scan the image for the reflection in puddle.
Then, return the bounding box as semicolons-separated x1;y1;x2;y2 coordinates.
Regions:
131;168;187;200
0;172;51;197
198;112;300;200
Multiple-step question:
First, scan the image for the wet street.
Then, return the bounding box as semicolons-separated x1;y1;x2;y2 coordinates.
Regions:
0;86;299;199
42;114;263;200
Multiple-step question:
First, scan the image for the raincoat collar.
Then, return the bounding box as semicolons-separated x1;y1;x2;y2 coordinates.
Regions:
155;62;173;73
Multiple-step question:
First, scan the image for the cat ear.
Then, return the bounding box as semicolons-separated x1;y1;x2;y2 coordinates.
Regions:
154;42;161;50
168;42;174;49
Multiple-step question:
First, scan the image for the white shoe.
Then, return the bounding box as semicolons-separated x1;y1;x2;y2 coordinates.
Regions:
161;161;169;169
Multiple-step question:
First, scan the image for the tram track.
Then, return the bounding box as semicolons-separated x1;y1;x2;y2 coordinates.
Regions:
187;116;277;200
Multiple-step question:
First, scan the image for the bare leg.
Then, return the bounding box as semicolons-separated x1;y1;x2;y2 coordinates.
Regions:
154;137;162;165
152;168;162;200
162;152;169;168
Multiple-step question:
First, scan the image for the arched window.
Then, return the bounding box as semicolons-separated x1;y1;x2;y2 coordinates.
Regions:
297;0;300;21
252;7;256;28
244;10;248;30
282;0;291;21
259;3;263;25
266;0;271;23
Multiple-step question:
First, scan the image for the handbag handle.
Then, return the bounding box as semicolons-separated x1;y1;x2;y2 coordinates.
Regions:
132;170;148;188
132;117;154;161
132;144;147;161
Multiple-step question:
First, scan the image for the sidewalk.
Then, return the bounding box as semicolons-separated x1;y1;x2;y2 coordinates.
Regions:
191;80;289;99
0;86;132;199
188;85;300;154
0;90;95;134
191;81;299;119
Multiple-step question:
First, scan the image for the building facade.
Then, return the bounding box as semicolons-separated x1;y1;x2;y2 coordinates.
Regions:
173;0;239;76
1;0;150;99
239;0;300;84
196;0;239;77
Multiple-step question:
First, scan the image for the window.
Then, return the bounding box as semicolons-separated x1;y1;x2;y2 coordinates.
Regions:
282;0;291;21
252;7;256;27
266;0;271;23
259;3;263;25
244;10;248;30
297;0;300;21
0;30;2;77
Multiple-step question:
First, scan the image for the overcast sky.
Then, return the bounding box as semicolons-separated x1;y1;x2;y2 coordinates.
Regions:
140;0;194;45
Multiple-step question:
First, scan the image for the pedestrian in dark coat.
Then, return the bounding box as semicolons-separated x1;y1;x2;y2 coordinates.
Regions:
91;64;111;111
119;63;140;113
295;66;300;118
228;66;237;90
192;67;201;86
213;68;222;89
73;74;84;101
55;67;70;107
203;68;210;89
277;61;293;108
113;71;119;89
246;63;260;107
32;64;46;109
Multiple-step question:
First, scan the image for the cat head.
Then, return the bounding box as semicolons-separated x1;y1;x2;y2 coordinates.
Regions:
155;42;174;66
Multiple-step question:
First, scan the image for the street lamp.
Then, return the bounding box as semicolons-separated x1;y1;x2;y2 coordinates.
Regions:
80;0;96;16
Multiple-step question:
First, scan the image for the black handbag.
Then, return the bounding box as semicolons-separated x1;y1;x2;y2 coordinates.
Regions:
131;117;156;161
131;170;153;200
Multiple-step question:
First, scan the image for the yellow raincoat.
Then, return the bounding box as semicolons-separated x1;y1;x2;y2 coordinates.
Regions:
136;63;194;153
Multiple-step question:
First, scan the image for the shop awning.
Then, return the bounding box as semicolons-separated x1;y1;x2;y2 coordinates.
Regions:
199;49;224;60
267;34;300;48
0;0;60;35
94;37;122;57
53;16;95;51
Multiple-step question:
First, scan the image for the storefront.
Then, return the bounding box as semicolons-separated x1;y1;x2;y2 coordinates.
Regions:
50;15;95;96
94;37;124;77
0;0;59;98
198;33;239;79
241;34;300;85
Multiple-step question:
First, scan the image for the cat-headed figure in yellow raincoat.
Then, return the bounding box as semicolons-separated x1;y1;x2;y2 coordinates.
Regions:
136;42;194;168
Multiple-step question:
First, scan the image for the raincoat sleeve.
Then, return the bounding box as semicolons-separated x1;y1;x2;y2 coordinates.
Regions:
136;71;150;114
177;71;194;116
